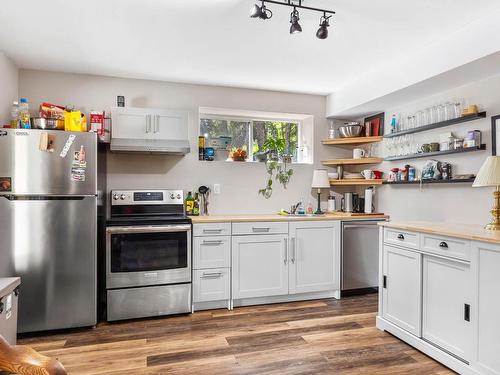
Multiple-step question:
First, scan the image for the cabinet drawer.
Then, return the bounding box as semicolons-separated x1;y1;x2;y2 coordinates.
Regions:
193;236;231;269
384;228;419;249
193;223;231;237
421;234;470;261
193;268;230;302
232;221;288;235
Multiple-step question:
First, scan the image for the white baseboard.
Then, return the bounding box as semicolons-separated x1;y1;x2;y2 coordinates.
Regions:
233;290;339;308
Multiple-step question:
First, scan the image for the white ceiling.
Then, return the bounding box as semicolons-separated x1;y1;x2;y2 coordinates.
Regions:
1;0;500;95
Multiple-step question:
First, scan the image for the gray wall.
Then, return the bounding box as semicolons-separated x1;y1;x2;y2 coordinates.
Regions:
0;52;18;124
19;69;349;214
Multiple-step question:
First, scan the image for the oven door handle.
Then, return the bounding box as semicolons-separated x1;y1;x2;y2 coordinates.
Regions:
106;225;191;234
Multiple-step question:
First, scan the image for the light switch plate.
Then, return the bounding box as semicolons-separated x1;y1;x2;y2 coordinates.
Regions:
213;184;221;194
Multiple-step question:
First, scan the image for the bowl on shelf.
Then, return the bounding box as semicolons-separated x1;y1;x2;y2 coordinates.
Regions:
338;122;362;138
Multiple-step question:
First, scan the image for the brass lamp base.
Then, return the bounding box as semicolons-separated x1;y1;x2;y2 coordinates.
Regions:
485;188;500;231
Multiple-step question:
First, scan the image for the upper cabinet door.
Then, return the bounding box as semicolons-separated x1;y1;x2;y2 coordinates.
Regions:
111;107;152;139
288;221;340;294
152;109;188;141
382;245;422;336
232;234;289;299
473;241;500;375
422;254;472;362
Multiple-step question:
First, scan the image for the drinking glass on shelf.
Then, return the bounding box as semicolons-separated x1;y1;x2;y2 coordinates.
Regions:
424;108;431;125
444;102;453;120
431;106;438;124
416;111;424;128
438;104;445;122
454;99;464;118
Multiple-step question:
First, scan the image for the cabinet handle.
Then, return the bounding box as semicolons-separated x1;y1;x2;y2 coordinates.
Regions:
202;240;223;245
155;115;159;133
383;275;387;289
203;229;223;234
397;234;405;240
145;115;151;133
202;272;223;278
284;238;288;264
439;241;448;248
291;237;296;264
252;227;270;232
464;304;470;322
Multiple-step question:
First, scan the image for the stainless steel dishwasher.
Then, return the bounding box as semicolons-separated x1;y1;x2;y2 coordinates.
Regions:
341;220;385;295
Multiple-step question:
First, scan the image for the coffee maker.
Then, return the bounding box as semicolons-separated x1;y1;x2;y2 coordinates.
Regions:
341;192;359;213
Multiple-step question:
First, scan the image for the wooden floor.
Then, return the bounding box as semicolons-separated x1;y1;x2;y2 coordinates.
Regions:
18;294;454;375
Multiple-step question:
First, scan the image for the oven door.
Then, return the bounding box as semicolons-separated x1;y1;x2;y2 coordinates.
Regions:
106;224;191;289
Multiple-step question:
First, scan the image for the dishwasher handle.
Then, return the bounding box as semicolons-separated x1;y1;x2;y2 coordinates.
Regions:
343;223;379;230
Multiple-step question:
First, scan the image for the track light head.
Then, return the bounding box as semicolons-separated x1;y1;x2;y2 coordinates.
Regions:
250;1;272;20
289;8;302;34
316;14;331;39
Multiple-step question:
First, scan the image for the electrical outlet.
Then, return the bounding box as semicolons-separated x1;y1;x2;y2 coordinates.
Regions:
213;184;221;194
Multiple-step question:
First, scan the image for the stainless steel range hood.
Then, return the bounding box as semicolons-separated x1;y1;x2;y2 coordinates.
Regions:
110;138;190;155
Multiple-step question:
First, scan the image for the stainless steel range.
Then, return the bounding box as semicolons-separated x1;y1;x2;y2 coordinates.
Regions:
106;190;191;321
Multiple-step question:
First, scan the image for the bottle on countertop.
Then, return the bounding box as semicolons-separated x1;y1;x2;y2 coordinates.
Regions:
10;101;19;129
19;98;30;129
306;201;314;215
185;191;194;215
192;193;200;216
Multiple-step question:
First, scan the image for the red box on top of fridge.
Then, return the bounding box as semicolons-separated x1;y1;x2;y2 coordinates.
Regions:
90;111;104;136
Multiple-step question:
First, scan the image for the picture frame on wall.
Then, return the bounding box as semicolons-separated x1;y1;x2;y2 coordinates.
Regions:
363;112;385;136
491;114;500;155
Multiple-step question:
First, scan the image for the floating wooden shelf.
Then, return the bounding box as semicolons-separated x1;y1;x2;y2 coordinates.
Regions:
329;179;384;186
384;144;486;162
322;136;383;147
384;112;486;139
384;177;475;185
321;157;384;166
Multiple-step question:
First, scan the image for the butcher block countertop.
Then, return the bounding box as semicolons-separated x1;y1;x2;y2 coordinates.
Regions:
191;213;388;224
379;221;500;245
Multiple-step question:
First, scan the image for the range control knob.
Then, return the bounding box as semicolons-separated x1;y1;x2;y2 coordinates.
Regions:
113;194;119;200
170;193;175;199
120;194;126;200
176;194;181;199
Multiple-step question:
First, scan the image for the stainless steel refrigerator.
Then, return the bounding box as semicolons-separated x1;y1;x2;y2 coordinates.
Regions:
0;128;97;333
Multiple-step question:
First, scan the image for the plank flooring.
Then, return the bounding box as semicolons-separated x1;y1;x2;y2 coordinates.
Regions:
17;294;455;374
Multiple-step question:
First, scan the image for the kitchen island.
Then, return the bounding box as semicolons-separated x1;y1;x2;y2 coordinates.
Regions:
191;213;387;312
377;221;500;375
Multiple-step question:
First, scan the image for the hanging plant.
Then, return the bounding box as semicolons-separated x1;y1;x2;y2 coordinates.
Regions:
258;137;294;198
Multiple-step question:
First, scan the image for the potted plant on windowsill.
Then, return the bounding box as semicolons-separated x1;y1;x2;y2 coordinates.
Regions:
258;137;294;198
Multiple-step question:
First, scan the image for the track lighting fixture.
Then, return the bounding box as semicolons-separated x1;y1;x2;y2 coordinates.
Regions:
316;13;331;39
250;0;273;20
289;7;302;34
249;0;335;39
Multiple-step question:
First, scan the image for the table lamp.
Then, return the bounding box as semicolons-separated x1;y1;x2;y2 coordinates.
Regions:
473;156;500;230
311;169;330;214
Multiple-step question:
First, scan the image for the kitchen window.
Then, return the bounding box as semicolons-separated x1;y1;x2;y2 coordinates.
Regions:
199;108;313;164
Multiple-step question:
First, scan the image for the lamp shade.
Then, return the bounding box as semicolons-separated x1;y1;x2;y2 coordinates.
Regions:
312;169;330;189
473;156;500;187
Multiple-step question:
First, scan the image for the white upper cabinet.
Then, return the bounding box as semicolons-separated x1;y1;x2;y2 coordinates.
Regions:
288;221;339;294
232;234;289;299
422;255;472;361
153;110;189;140
111;107;151;139
382;245;422;336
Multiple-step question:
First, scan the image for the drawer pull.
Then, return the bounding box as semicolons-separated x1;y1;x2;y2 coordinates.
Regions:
202;272;223;278
397;234;405;240
439;241;448;248
464;304;470;322
252;227;270;232
203;240;223;245
203;229;223;234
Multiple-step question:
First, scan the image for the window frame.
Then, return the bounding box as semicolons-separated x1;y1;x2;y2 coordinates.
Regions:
199;114;304;164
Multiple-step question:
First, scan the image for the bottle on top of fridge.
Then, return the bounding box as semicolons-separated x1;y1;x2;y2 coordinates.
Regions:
19;98;31;129
10;101;19;128
185;191;194;215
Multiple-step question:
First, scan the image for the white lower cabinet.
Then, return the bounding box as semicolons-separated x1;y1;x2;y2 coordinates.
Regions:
382;245;422;336
289;221;339;294
232;234;289;299
422;255;472;361
193;268;230;303
473;241;500;375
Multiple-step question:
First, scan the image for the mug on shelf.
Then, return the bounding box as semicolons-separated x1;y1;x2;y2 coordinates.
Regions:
353;148;366;159
372;170;383;179
420;143;431;153
361;169;374;179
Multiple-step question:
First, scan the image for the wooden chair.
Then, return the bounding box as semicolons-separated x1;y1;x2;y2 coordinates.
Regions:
0;335;67;375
